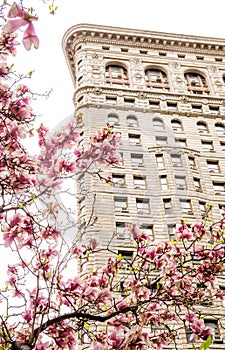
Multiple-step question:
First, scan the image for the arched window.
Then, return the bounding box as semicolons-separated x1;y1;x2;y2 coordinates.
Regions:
153;117;164;130
215;122;225;135
145;68;170;91
105;64;129;86
197;121;208;134
184;72;209;95
171;119;183;132
107;114;119;125
127;115;138;127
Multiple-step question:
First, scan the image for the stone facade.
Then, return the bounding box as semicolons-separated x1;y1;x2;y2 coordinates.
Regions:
63;24;225;349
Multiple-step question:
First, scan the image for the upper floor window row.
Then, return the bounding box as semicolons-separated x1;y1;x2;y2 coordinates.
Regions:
105;64;211;95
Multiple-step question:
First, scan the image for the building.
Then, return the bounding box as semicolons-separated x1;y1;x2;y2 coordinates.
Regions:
62;24;225;348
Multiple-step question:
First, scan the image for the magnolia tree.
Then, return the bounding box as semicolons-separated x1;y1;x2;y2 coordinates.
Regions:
1;2;225;350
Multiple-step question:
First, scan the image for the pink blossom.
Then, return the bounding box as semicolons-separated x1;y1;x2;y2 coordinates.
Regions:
22;22;39;50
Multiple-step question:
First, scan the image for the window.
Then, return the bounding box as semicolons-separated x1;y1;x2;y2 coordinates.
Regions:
201;140;213;151
194;178;202;192
207;160;220;173
185;72;209;95
192;104;202;113
156;136;167;146
105;64;129;86
167;102;177;110
215;122;225;135
118;250;133;270
124;98;135;105
221;142;225;151
178;54;185;58
153;117;164;131
171;154;182;167
133;176;146;189
160;175;168;190
77;76;83;86
112;174;125;187
79;197;85;215
215;57;223;62
107;114;119;125
106;96;117;104
175;176;186;190
102;46;110;50
114;197;128;213
131;153;143;167
78;96;84;104
180;199;192;215
159;52;167;56
175;138;186;147
163;198;172;215
186;329;195;343
121;48;128;52
149;100;160;109
204;320;222;343
156;154;164;168
199;201;206;215
136;198;150;214
189;157;197;170
171;119;182;132
197;121;208;133
213;182;225;194
196;56;204;60
116;222;127;240
168;224;176;240
145;68;170;91
129;134;141;145
140;225;154;240
127;115;138;127
209;105;219;114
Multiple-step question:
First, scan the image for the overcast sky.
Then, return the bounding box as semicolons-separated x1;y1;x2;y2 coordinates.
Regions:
13;0;225;130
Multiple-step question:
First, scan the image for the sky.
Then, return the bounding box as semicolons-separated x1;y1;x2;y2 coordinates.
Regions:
12;0;225;130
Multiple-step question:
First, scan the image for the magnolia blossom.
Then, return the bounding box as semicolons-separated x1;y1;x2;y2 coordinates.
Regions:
3;2;39;50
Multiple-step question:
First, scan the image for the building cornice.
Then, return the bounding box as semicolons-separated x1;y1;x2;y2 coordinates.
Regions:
62;24;225;84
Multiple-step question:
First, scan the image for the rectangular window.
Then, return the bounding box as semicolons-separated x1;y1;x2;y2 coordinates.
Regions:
199;201;206;215
209;105;219;114
131;153;143;167
133;176;146;189
167;102;177;110
124;98;135;105
189;157;197;170
168;224;176;241
118;250;133;270
207;160;220;173
160;175;168;190
194;178;202;192
171;154;182;167
201;140;214;151
221;142;225;151
149;100;160;109
114;197;128;213
112;174;125;187
156;136;168;145
175;138;187;147
129;134;141;145
116;222;128;240
175;176;186;190
163;198;172;215
136;198;150;214
156;154;164;168
192;104;202;113
204;320;222;343
180;199;193;215
213;182;225;194
79;197;85;215
140;225;154;240
106;96;117;104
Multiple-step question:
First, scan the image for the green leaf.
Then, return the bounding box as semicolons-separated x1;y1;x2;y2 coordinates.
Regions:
199;337;212;350
192;344;197;350
118;253;123;261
